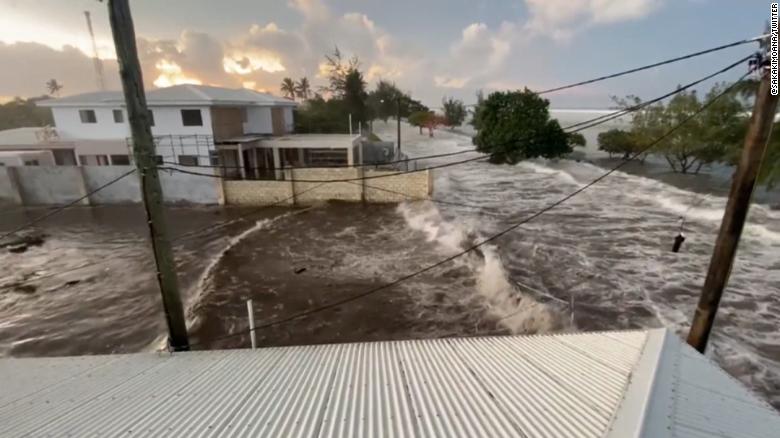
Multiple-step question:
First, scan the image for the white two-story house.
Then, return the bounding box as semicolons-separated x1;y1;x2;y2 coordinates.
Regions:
36;84;297;170
32;84;363;179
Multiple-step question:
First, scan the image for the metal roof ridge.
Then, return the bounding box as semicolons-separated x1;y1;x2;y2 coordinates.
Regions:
604;327;669;438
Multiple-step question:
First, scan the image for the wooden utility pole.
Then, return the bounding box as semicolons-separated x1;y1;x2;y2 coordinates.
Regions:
397;97;402;157
687;56;778;353
106;0;189;351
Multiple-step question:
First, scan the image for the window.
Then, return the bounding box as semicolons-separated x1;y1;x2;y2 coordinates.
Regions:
79;109;97;124
24;160;40;166
181;109;203;126
154;155;163;165
110;155;131;165
178;155;199;166
113;109;124;123
78;154;109;166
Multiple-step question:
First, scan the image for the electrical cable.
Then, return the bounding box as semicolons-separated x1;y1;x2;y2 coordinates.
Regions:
186;70;750;349
536;35;764;94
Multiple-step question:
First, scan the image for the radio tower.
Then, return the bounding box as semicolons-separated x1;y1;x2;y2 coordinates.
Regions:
84;11;106;91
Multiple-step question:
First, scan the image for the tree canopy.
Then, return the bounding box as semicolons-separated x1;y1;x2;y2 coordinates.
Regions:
472;89;571;163
0;97;53;130
597;128;636;159
442;97;466;129
617;83;747;173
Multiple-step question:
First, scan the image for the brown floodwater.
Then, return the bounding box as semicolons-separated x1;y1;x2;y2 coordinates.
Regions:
1;122;779;410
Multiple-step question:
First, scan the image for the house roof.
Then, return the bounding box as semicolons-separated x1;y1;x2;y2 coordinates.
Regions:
37;84;298;108
1;329;777;437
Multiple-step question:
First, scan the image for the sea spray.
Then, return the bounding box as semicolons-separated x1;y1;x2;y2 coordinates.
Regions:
397;201;563;334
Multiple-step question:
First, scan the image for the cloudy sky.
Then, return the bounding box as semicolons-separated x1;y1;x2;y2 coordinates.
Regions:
0;0;769;108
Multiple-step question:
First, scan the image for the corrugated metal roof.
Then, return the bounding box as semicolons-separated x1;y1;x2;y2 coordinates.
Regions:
37;84;297;108
0;329;777;437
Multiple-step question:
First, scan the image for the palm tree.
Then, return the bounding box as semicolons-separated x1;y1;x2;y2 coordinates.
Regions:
294;77;311;101
46;79;63;97
280;77;296;100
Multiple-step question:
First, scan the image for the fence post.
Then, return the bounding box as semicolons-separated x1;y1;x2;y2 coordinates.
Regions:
246;299;257;349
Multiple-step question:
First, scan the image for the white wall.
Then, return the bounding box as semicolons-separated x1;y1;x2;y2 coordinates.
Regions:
52;107;130;140
52;105;214;140
243;107;273;134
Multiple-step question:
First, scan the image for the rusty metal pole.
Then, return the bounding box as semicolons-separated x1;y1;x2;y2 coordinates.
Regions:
687;58;778;353
107;0;190;351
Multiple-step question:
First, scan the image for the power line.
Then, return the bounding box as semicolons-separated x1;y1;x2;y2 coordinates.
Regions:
9;56;749;290
189;70;750;349
0;168;137;242
536;35;764;95
160;148;481;172
159;54;751;186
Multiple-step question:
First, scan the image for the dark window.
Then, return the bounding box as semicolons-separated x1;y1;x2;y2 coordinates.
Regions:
148;110;155;126
178;155;198;166
110;155;130;165
52;149;77;165
113;109;124;123
181;109;203;126
24;160;40;166
154;155;163;165
79;109;97;124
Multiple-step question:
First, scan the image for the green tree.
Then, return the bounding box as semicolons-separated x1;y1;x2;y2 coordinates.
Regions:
472;89;571;163
442;97;466;129
408;110;433;134
568;132;586;148
45;79;63;97
597;129;635;159
368;80;403;122
0;97;54;130
280;77;296;100
294;77;311;100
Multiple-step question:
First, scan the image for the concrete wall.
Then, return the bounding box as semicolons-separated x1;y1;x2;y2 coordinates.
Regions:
0;165;221;206
222;167;431;206
0;167;21;205
159;165;222;204
0;166;430;207
13;166;89;205
82;166;142;204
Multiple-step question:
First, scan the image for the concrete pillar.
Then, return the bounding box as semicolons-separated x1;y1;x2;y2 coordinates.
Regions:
347;145;354;166
237;143;246;180
297;148;304;166
273;147;282;180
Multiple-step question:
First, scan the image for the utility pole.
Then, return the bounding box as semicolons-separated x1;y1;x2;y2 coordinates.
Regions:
106;0;189;351
687;49;778;353
397;96;402;157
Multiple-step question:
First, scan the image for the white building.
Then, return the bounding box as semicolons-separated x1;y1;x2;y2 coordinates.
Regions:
35;84;297;169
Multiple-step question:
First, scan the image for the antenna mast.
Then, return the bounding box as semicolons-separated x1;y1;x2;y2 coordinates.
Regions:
84;11;106;91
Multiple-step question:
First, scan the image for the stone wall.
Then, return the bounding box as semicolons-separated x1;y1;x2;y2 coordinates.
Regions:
223;180;294;206
222;167;431;206
364;169;432;202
